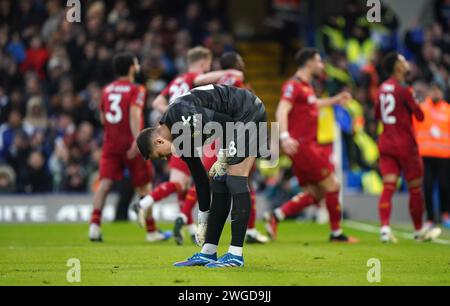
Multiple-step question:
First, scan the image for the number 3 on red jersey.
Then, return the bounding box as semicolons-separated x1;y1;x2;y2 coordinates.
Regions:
106;93;123;124
380;93;396;125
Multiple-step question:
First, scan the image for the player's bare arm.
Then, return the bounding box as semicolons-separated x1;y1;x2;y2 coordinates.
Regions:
193;69;244;86
276;99;299;155
316;91;352;108
152;94;170;114
127;105;142;160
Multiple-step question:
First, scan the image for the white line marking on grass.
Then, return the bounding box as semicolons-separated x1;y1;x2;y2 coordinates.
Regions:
344;220;450;246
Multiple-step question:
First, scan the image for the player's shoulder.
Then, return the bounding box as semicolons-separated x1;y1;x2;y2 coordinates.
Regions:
282;78;310;97
180;72;200;82
381;78;410;93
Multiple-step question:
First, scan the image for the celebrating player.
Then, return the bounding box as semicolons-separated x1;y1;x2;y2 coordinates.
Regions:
173;51;269;245
263;48;358;243
89;52;169;243
134;47;243;237
136;84;269;268
375;52;442;243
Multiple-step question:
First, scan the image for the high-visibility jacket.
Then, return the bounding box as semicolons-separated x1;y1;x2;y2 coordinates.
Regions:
414;98;450;159
346;38;376;67
318;105;336;145
318;25;346;52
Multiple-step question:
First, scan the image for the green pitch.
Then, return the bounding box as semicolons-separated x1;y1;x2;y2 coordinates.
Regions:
1;221;450;286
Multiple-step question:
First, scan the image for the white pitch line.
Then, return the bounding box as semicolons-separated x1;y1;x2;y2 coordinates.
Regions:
344;220;450;246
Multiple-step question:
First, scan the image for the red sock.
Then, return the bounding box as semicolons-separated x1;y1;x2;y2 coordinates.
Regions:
379;183;396;227
181;186;198;225
146;217;157;233
281;193;317;218
325;191;341;232
150;182;181;202
90;209;102;226
409;186;424;231
247;190;257;229
177;190;187;206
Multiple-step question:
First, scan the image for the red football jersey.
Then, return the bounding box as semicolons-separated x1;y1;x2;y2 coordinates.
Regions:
375;78;425;154
280;77;319;144
100;80;146;153
218;72;245;88
160;72;200;104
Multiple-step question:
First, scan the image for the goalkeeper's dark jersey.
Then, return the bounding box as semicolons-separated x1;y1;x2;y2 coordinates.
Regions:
159;84;268;164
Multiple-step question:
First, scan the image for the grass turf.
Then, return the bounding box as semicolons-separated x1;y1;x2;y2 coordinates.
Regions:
0;221;450;286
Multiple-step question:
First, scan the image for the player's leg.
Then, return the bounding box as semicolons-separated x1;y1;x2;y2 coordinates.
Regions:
264;150;320;239
90;153;122;242
174;185;198;245
245;187;270;244
264;184;322;240
378;153;400;243
174;152;218;245
137;168;187;222
206;157;256;268
403;152;441;241
128;156;172;242
182;156;211;246
317;173;357;243
90;178;114;242
173;157;217;267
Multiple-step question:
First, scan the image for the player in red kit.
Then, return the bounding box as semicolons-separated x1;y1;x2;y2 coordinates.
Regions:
89;52;167;242
264;48;358;243
173;52;269;245
375;52;442;243
134;47;243;243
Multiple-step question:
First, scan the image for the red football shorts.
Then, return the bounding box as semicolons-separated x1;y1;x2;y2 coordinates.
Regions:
100;151;152;187
379;150;424;181
290;143;334;186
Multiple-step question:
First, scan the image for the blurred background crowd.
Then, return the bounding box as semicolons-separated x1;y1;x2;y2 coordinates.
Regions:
0;0;449;218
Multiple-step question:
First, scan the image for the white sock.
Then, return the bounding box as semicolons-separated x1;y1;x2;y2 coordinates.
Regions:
139;195;154;210
188;224;197;235
274;208;285;221
228;245;243;257
332;229;343;237
201;243;217;255
381;226;391;235
198;210;209;224
246;228;257;237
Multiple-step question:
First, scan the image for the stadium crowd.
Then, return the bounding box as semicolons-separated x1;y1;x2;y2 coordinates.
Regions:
0;0;449;218
0;0;234;193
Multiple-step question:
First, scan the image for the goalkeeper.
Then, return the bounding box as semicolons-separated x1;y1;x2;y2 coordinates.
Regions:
135;84;269;268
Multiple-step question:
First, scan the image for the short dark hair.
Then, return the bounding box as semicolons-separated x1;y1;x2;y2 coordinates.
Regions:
220;51;240;70
295;48;320;68
113;52;136;77
382;52;400;76
136;127;158;160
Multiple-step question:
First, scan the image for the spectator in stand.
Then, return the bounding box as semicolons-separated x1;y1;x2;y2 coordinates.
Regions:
414;83;450;228
20;150;52;193
0;165;15;193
